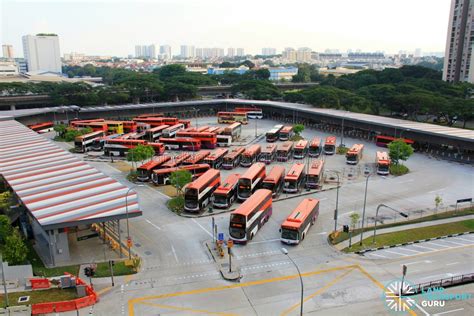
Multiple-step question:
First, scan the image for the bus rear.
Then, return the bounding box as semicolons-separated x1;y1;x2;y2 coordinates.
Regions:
308;137;321;157
323;136;337;155
261;166;285;197
306;160;324;189
240;144;261;167
259;144;277;164
212;174;240;208
238;162;266;201
376;151;390;175
222;147;245;169
283;163;306;193
346;144;364;165
279;126;293;141
293;140;309;159
137;156;171;181
280;198;319;244
184;169;221;212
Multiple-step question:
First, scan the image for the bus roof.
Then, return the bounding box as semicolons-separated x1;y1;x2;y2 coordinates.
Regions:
186;168;220;190
263;165;285;184
226;122;242;130
184;150;211;163
294;139;309;149
164;123;184;130
152;163;210;175
224;146;245;159
308;160;324;176
241;162;265;180
205;148;229;161
148;125;170;132
376;151;390;164
285;163;305;180
261;144;277;154
196;126;209;132
163;153;190;165
243;144;261;156
234;107;262;112
159;137;201;143
281;198;319;229
310;137;321;147
325;136;336;145
280;126;293;133
137;156;171;171
106;139;146;144
176;131;216;138
218;111;246;115
214;173;240;195
75;130;104;141
207;127;221;133
347;144;364;155
277;141;293;151
231;189;272;217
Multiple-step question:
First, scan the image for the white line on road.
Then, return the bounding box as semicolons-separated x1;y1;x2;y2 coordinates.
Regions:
171;245;179;263
395;247;421;254
383;249;409;256
317;232;328;235
145;219;162;230
411;244;437;251
437;239;467;246
318;198;328;201
453;237;474;243
414;301;430;316
434;308;465;315
250;238;281;244
446;262;459;266
191;218;213;238
396;179;414;184
426;242;450;248
428;187;447;194
402;260;431;266
341;211;354;216
420;273;455;280
368;253;388;258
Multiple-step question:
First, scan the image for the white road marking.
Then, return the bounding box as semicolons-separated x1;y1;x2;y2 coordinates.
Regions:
383;249;409;256
250;238;280;244
145;219;162;230
414;301;430;316
368;253;388;258
171;245;179;263
191;218;213;238
437;239;467;246
434;308;465;315
426;242;450;248
342;211;354;216
411;244;437;251
317;232;328;235
396;179;414;184
396;247;421;254
402;260;431;266
319;198;328;201
428;187;447;194
453;237;474;243
420;273;454;280
446;262;459;266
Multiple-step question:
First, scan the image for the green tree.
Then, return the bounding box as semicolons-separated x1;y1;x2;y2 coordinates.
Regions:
231;80;281;100
435;195;443;211
0;192;12;214
53;124;67;137
0;215;12;244
170;170;192;196
127;145;155;168
349;213;360;230
293;124;305;135
155;64;187;80
2;229;28;265
388;140;414;165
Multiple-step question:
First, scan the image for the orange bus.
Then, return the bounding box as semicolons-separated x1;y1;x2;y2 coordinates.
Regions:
212;173;240;209
222;146;245;169
223;122;242;140
229;189;272;243
261;166;285;197
266;124;284;142
175;131;217;149
145;125;169;142
74;131;105;153
196;126;210;132
178;119;191;128
240;144;261;167
277;141;294;162
203;148;229;169
323;136;337;155
136;113;164;118
122;121;138;133
375;135;414;148
279;126;294;141
217;112;248;125
234;107;263;119
184;169;221;212
293;140;309;159
306;160;324;189
237;162;266;201
283;163;306;193
183;150;211;165
151;164;210;185
259;144;277;164
161;153;191;168
376;151;391;175
28;122;54;133
159;137;201;151
133;117;180;127
104;139;164;156
207;126;221;134
308;137;322;157
280;198;320;244
346;144;364;165
137;156;171;181
70;119;104;128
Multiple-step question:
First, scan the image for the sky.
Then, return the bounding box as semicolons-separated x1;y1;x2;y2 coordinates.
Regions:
1;0;451;57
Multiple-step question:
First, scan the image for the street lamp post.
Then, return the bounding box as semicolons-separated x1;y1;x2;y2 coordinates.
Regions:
327;170;340;232
340;111;349;147
359;173;372;246
281;248;303;316
373;204;408;243
125;184;143;259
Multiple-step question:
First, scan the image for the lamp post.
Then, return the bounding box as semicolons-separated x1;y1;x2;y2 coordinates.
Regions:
125;184;143;259
359;173;372;246
281;248;303;316
340;111;349;147
373;204;408;243
327;170;340;232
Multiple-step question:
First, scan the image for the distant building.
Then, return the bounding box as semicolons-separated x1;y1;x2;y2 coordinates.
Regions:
268;67;298;81
296;47;312;62
63;52;85;62
180;45;195;58
0;61;19;76
348;52;385;59
159;45;171;59
148;44;157;59
443;0;474;83
15;58;28;73
262;48;277;56
227;48;235;58
2;45;14;59
135;44;156;58
236;48;245;57
207;65;249;75
282;48;297;62
22;34;62;73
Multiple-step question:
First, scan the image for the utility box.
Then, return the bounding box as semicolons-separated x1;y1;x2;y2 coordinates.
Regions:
76;284;87;297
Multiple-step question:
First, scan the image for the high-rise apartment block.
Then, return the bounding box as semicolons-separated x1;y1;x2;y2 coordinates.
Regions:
2;45;14;59
159;45;172;59
262;48;277;56
236;48;245;56
227;48;235;58
180;45;195;58
22;34;61;73
135;44;156;58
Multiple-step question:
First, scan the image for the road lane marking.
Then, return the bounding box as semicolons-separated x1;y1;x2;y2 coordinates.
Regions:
395;247;421;254
446;262;459;266
250;238;280;244
145;219;162;230
420;273;455;280
402;260;431;266
396;179;414;184
368;253;388;258
342;211;354;216
171;245;179;263
384;249;409;256
434;308;465;315
317;232;328;235
453;237;474;243
411;244;437;251
426;242;450;248
414;301;430;316
139;301;237;315
437;239;466;246
191;218;213;238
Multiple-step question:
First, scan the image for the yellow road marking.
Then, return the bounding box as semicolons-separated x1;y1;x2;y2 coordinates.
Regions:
281;268;355;316
96;286;112;296
139;301;239;316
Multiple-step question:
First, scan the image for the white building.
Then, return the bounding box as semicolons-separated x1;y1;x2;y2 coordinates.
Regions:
22;34;62;73
2;45;14;59
262;48;277;56
227;48;235;58
282;47;297;62
159;45;172;59
0;61;19;77
296;47;312;63
236;48;245;56
180;45;195;58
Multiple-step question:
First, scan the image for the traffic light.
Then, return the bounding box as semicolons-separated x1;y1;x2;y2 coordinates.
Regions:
84;267;91;277
343;225;349;233
400;212;409;218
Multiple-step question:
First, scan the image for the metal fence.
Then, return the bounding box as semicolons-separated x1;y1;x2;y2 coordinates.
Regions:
404;273;474;295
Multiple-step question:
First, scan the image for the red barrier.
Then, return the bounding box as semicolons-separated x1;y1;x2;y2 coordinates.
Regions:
74;296;92;309
31;302;54;315
55;300;77;312
30;278;50;289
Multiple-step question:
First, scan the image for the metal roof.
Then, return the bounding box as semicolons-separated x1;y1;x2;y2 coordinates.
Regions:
0;118;141;230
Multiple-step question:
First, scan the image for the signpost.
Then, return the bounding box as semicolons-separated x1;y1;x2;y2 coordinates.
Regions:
400;265;407;297
455;198;472;213
228;239;234;273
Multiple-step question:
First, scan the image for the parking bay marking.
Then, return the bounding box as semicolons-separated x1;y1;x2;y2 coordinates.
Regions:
145;219;162;230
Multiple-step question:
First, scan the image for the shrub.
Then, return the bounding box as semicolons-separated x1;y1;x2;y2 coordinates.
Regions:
336;146;349;155
389;164;409;176
168;196;184;214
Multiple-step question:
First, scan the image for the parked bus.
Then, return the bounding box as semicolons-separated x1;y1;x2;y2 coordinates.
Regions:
261;166;285;197
159;137;201;151
90;134;121;151
323;136;337;155
145;125;169;142
223;122;242;140
212;173;240;209
217;112;248;125
306;160;324;189
175;131;217;149
183;150;211;165
240;144;261;167
259;144;277;164
122;121;138;133
196;126;210;132
266;124;284;142
229;189;273;243
161;153;191;168
216;134;232;147
237;162;266;201
151;164;210;185
162;123;185;138
28;122;54;133
283;163;306;193
184;169;221;212
70;118;104;128
293;140;309;159
222;147;245;169
104;139;164;156
137;156;171;181
203;148;228;169
136;113;164;118
178;119;191;128
376;151;391;175
207;126;221;134
74;131;105;153
346;144;364;165
280;198;320;244
72;121;108;133
279;126;294;141
234;107;263;119
308;137;322;157
375;135;415;148
104;121;125;134
133;117;180;127
277;141;294;162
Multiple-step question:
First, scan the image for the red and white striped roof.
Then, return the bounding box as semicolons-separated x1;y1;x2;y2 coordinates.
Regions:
0;118;141;229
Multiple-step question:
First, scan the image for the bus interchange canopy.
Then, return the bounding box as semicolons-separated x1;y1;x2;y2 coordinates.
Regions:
0;116;142;230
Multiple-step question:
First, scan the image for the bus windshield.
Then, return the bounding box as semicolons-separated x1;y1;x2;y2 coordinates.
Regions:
281;228;298;240
229;214;246;239
307;175;318;183
284;180;297;190
213;194;228;205
378;164;389;172
184;188;199;208
346;153;357;161
261;182;274;191
239;179;252;197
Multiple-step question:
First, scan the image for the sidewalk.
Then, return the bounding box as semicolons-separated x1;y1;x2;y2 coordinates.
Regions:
334;214;474;250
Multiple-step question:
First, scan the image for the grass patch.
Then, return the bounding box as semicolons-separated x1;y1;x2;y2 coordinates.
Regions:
126;170;138;182
289;135;304;141
344;219;474;252
0;288;77;306
26;241;79;277
168;196;184;214
389;164;409;176
329;207;474;245
336;146;349;155
92;260;137;278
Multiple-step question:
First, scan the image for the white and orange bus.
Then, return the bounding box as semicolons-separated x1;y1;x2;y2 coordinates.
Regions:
234;107;263;119
323;136;337;155
137;156;171;181
175;131;217;149
217;112;248;125
346;144;364;165
376;151;391;175
293;139;309;159
104;139;164;156
283;163;306;193
222;147;245;169
203;148;229;169
306;160;324;189
229;189;273;243
196;126;210;132
151;164;210;185
74;130;105;153
240;144;262;167
223;122;242;140
159;137;201;151
261;166;286;197
183;150;211;165
161;153;191;169
237;162;266;201
212;173;240;209
259;144;277;164
162;123;185;138
277;141;294;162
308;137;322;157
280;198;320;244
279;126;294;141
184;169;221;212
133;117;180;127
266;124;284;142
145;125;169;142
29;122;54;133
